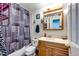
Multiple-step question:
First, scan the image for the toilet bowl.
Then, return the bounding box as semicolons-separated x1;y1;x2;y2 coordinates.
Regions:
25;46;36;56
24;38;38;56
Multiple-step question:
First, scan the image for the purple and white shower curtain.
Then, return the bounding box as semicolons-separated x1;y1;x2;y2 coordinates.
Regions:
0;3;30;56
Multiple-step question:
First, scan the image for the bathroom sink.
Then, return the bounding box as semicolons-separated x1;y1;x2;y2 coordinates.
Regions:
38;37;69;46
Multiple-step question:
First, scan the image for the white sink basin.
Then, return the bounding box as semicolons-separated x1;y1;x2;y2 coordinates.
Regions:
38;37;69;46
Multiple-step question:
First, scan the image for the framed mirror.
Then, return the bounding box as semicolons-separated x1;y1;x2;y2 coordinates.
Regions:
43;10;64;30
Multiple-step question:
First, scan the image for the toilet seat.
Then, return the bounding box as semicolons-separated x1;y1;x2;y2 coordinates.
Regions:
25;46;36;52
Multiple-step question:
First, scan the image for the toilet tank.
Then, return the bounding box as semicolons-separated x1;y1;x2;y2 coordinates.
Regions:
31;39;38;47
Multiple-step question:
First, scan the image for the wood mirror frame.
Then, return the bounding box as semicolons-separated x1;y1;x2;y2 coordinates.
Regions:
43;7;64;30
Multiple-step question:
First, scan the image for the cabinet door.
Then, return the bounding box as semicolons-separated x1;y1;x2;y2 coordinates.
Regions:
53;47;69;56
45;46;54;56
38;46;47;56
45;47;51;56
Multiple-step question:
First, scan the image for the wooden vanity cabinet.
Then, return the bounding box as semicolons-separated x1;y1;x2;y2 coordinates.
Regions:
38;40;69;56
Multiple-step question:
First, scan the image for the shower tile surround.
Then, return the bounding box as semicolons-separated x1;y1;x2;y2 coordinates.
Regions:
0;3;30;55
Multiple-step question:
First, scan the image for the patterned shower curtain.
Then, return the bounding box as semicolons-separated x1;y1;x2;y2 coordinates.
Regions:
0;3;30;56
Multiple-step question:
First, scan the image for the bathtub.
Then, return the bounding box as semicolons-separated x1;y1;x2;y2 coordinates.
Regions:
69;42;79;56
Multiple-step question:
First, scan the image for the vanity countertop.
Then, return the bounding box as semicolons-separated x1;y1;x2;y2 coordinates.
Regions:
38;37;70;47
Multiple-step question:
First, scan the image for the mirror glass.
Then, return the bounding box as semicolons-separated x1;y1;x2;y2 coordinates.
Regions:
43;11;63;30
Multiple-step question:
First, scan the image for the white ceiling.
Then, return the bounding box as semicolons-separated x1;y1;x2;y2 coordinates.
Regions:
19;3;63;11
19;3;44;11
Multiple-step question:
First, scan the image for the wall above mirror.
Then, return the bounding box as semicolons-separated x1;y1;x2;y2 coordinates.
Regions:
42;7;64;30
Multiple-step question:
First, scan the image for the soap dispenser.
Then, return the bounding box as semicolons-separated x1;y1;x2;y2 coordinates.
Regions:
44;32;46;37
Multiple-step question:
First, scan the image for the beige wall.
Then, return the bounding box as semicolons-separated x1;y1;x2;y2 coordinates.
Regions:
30;4;68;39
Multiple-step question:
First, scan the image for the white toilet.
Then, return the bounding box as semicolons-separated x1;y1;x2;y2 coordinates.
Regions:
24;38;38;56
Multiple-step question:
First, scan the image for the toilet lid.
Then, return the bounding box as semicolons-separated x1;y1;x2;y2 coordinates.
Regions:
25;46;36;52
